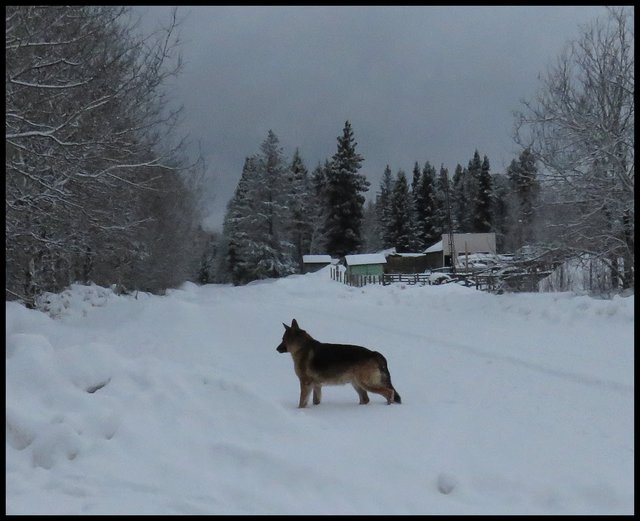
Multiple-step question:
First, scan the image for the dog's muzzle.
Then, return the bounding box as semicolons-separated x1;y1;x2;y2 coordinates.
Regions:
276;342;287;353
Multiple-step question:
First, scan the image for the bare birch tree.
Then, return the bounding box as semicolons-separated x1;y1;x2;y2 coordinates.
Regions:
514;6;634;291
6;6;203;304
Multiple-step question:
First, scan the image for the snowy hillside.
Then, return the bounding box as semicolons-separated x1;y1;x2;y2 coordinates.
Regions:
6;268;634;514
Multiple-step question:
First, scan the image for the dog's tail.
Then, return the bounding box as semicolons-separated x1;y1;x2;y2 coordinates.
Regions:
374;352;402;404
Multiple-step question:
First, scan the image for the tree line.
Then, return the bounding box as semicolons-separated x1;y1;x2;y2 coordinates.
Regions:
215;125;541;286
362;148;539;255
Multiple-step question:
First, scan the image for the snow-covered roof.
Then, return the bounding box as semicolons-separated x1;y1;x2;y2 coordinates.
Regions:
388;252;426;258
424;240;443;253
445;233;496;255
344;253;387;266
424;234;497;255
302;255;332;264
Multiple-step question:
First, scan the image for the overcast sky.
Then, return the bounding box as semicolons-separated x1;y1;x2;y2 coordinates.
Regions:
138;5;609;232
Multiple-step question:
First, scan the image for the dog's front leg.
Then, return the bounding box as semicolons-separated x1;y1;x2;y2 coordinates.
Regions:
298;379;312;408
312;384;322;405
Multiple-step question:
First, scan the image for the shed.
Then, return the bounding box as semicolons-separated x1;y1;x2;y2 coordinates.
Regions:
385;252;430;274
302;255;333;273
423;240;445;270
424;233;497;269
344;253;387;277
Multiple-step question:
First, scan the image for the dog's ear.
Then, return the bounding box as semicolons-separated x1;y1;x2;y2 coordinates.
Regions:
291;318;299;330
283;322;290;331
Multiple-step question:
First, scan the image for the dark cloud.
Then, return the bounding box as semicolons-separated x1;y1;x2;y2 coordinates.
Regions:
138;6;608;232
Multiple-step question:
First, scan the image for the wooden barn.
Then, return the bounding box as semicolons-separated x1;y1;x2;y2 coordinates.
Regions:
302;255;333;274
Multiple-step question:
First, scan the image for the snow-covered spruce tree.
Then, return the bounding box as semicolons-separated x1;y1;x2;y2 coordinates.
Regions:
465;151;483;232
323;121;369;257
504;148;540;252
414;161;438;249
472;155;493;233
514;7;634;290
360;200;383;253
286;148;314;271
411;162;422;194
253;130;297;279
223;156;259;285
222;131;296;285
376;165;395;249
430;165;450;241
410;162;424;250
307;161;331;254
490;171;511;252
451;164;470;232
388;171;416;253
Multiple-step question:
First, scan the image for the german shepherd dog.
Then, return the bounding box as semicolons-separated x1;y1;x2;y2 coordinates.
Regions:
276;319;401;408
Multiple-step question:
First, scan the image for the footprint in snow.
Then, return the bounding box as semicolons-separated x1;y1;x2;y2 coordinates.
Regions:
437;472;458;495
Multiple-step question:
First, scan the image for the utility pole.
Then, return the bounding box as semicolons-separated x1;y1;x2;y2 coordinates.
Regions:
443;165;456;274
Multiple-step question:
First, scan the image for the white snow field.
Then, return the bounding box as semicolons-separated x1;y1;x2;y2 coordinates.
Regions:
5;267;634;514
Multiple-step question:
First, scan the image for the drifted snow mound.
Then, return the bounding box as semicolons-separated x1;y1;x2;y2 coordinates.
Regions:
35;283;118;319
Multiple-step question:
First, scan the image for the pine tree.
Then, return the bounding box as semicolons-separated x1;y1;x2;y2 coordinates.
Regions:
361;200;382;252
432;165;450;241
222;131;296;284
308;161;330;253
505;148;540;251
513;148;539;243
287;148;313;270
490;172;510;252
323;121;369;257
414;161;438;249
466;151;483;231
388;171;415;252
252;130;296;278
376;165;394;249
472;155;493;232
451;164;469;232
411;162;422;195
410;162;423;250
223;156;259;285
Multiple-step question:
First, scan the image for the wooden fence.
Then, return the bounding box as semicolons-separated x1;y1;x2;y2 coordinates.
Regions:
330;266;553;293
330;269;432;288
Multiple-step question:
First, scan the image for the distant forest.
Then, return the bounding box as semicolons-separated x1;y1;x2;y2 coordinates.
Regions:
6;7;633;306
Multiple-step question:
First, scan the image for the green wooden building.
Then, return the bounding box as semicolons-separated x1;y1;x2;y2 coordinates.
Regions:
344;253;387;277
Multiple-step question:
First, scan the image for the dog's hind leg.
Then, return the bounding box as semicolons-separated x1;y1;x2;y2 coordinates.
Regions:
362;385;395;404
312;384;322;405
352;383;370;404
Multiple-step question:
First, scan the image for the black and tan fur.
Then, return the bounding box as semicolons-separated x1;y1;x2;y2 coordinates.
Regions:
276;319;401;408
